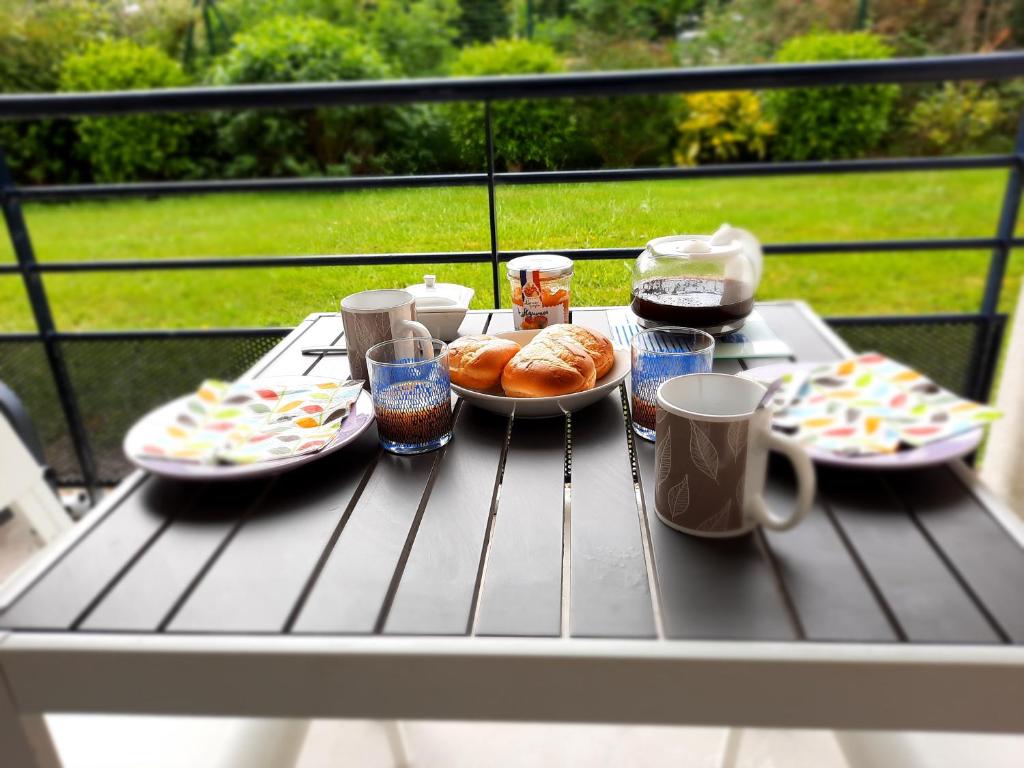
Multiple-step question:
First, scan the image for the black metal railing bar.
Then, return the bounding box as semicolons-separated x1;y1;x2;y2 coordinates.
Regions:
2;53;1023;118
1;52;1022;496
4;238;1021;276
1;155;1016;202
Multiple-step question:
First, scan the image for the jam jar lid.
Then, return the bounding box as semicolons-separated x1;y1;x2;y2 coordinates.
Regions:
506;254;574;279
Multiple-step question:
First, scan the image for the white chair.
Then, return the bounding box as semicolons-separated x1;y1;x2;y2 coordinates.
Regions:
835;730;1024;768
0;382;72;544
982;280;1024;515
47;715;311;768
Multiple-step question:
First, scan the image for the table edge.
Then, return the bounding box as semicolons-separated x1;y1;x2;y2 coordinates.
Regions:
2;632;1023;732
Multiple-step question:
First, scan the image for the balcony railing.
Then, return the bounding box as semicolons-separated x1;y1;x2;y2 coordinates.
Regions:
2;53;1023;496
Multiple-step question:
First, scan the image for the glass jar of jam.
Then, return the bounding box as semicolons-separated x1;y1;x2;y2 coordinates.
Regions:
506;254;573;330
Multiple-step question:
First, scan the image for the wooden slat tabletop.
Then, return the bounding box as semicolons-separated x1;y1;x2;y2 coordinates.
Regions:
2;303;1023;649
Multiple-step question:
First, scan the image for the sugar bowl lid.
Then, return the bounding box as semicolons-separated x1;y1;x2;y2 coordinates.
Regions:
404;275;474;311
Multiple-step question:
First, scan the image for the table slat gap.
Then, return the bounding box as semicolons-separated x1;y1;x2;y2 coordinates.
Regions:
560;481;571;639
619;385;666;640
888;467;1024;644
739;321;901;643
753;528;807;641
70;513;177;631
817;498;909;643
157;480;278;632
948;466;1024;550
0;473;148;618
279;451;381;633
761;309;1007;647
254;315;343;380
568;309;656;639
302;329;345;377
561;390;572;641
483;311;515;335
468;413;515;636
473;414;566;637
373;422;454;634
1;478;199;631
247;317;315;379
453;313;488;340
891;478;1013;645
737;355;808;641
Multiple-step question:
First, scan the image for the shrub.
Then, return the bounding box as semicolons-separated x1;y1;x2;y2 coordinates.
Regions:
447;40;578;171
680;0;854;66
59;40;201;182
0;0;112;184
108;0;197;61
572;0;697;41
572;40;679;168
219;0;361;29
365;0;461;76
220;0;460;77
531;16;579;53
906;84;1001;156
675;91;775;165
764;32;899;161
457;0;511;44
212;16;416;176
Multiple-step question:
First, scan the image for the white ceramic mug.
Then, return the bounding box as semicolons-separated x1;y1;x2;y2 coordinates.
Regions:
654;373;815;537
341;289;431;383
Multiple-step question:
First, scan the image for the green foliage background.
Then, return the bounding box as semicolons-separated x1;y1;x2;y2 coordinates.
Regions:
447;39;579;171
0;1;1020;181
59;40;201;182
765;32;900;161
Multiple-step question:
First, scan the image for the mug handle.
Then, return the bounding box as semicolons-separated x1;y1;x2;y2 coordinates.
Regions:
747;432;816;531
395;318;431;340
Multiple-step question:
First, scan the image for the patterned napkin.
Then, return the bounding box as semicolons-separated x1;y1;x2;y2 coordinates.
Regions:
774;353;1001;456
136;377;364;465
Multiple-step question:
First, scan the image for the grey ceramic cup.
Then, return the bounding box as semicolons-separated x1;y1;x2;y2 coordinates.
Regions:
654;373;815;537
341;289;430;383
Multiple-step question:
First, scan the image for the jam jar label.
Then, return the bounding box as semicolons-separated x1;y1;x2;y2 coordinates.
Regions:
514;269;569;330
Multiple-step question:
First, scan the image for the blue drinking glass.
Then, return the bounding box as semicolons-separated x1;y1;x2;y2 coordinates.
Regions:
630;326;715;441
366;337;453;455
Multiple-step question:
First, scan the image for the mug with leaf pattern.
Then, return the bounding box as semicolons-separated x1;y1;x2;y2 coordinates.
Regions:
654;373;815;537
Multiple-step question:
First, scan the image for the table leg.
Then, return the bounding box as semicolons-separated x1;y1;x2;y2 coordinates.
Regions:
381;720;413;768
1;668;60;768
718;728;743;768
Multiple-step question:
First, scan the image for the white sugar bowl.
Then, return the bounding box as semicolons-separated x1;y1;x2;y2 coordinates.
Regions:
404;275;475;341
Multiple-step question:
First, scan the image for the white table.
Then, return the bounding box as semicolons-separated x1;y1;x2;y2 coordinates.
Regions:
3;302;1023;767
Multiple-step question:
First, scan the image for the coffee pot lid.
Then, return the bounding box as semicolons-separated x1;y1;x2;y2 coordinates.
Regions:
647;227;744;261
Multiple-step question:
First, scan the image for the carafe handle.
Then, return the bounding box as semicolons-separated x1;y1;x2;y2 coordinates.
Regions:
710;224;763;288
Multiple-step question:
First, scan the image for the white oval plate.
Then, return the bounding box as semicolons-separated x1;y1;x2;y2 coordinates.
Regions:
124;386;375;481
451;329;630;418
739;362;983;470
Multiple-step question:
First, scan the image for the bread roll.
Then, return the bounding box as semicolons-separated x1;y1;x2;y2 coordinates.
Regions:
449;334;521;391
538;323;615;378
501;335;596;397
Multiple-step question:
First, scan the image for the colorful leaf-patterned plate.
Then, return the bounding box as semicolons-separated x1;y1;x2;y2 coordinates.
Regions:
124;387;375;481
739;363;983;470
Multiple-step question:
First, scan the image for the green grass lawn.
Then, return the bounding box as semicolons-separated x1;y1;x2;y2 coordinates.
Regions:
1;169;1022;331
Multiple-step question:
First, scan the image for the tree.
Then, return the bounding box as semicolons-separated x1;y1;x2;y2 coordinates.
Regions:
457;0;511;43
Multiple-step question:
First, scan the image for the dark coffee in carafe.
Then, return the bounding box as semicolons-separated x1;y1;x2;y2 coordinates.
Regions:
630;277;754;328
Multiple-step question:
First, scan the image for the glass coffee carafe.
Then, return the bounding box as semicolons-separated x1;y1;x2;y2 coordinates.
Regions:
630;224;763;334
